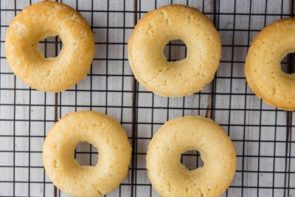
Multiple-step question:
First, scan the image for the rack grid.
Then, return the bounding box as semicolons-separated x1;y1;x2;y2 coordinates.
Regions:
0;0;295;196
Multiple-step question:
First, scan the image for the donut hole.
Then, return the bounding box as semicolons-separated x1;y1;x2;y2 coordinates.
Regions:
75;142;98;166
181;150;204;171
281;53;295;74
37;36;63;58
163;39;187;62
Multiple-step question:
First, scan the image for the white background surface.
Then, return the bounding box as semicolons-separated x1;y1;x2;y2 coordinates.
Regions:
0;0;295;196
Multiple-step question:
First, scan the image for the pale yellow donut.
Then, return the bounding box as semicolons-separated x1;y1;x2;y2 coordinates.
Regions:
147;116;236;197
245;19;295;110
43;111;132;197
128;5;221;97
5;1;95;92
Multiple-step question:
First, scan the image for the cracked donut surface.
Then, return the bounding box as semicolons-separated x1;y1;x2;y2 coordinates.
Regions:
128;5;221;96
246;19;295;110
147;116;236;197
43;111;132;197
5;1;95;92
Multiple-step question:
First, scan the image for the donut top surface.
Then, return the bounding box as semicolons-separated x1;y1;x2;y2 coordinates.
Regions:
147;116;236;197
5;1;95;92
246;19;295;110
128;5;221;97
43;111;131;197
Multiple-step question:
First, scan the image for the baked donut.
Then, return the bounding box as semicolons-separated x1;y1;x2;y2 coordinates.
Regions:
5;1;95;92
43;111;131;197
147;116;236;197
245;19;295;110
128;5;221;97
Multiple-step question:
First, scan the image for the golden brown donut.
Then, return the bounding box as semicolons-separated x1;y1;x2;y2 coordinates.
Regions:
246;19;295;110
43;111;132;197
128;5;221;97
147;116;236;197
5;1;95;92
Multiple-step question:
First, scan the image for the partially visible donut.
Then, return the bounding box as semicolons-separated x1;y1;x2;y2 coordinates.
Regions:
246;19;295;110
43;111;132;197
147;116;236;197
5;1;95;92
128;5;221;97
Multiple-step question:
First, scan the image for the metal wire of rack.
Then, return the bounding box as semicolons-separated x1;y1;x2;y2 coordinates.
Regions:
0;0;295;196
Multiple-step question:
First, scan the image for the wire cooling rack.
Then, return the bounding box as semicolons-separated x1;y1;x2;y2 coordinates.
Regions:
0;0;295;196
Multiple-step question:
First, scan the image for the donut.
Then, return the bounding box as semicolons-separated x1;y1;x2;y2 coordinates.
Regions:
43;111;132;197
147;116;236;197
128;5;221;97
5;1;95;92
245;19;295;110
